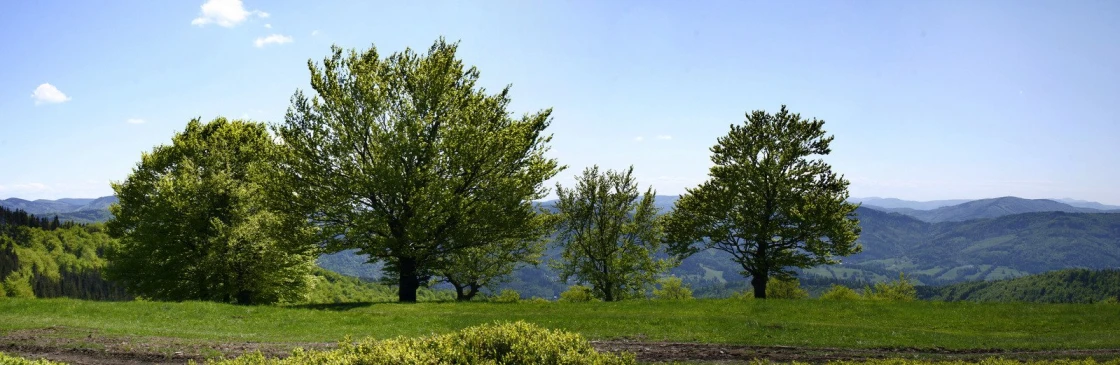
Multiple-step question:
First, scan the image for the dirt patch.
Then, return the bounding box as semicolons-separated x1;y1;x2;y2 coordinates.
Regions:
591;340;1120;364
0;326;332;364
4;328;1120;364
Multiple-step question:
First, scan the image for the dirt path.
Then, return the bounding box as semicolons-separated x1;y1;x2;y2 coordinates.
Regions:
4;328;1120;364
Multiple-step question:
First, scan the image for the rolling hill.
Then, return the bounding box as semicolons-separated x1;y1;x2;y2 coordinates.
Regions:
917;269;1120;303
850;197;973;210
861;196;1110;223
0;196;118;224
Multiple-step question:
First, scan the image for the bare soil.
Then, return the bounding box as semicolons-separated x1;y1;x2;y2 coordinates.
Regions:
3;327;1119;364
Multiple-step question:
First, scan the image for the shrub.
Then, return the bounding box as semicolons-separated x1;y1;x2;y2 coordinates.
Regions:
560;285;594;302
865;273;917;301
3;271;35;299
525;296;550;304
491;289;521;303
766;277;808;299
0;352;64;364
652;277;693;300
820;284;863;300
210;321;636;365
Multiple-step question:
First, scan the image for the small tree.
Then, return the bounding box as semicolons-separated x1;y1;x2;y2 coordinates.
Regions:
559;285;594;302
552;166;674;301
820;284;862;300
107;118;316;304
665;105;861;298
652;276;693;300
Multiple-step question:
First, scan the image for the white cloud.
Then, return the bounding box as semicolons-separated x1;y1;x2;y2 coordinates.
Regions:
264;23;271;28
126;118;146;124
31;83;70;105
634;136;644;142
311;30;320;36
191;0;268;28
656;135;672;140
254;34;292;48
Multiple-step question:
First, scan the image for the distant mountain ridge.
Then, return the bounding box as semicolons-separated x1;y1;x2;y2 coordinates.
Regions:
850;197;974;210
859;196;1119;223
0;196;118;223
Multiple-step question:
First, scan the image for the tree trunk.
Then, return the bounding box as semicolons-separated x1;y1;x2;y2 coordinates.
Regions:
455;283;479;302
398;257;420;303
236;290;253;305
751;273;768;299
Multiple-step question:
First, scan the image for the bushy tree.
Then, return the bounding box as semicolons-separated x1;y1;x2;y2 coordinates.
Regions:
276;39;562;302
652;276;693;300
559;285;594;302
864;273;917;301
107;118;317;304
552;166;674;301
765;277;808;299
665;105;861;298
820;284;863;300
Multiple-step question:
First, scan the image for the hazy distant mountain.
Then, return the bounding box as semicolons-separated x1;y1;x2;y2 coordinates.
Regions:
1054;198;1120;211
0;196;118;223
860;196;1107;223
850;197;973;210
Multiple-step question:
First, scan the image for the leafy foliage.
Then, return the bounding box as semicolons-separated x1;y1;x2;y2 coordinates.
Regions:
211;321;635;365
766;277;808;299
552;166;673;301
276;38;562;302
491;289;522;303
437;214;550;301
652;276;693;300
665;105;860;298
107;118;317;304
0;352;65;364
864;273;917;301
0;224;126;300
559;285;594;302
820;284;863;300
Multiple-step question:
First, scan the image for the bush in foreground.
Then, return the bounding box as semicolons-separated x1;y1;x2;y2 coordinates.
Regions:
766;278;809;299
821;284;863;300
560;285;594;302
0;352;64;364
864;273;917;302
209;321;635;365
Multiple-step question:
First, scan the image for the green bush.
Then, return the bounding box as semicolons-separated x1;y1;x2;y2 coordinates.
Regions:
0;352;64;364
526;296;551;304
820;284;863;300
766;277;808;299
3;271;35;299
652;277;693;300
491;289;521;303
560;285;594;302
210;321;635;365
864;273;917;302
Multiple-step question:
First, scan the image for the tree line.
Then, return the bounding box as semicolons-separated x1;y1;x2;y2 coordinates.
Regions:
106;38;862;304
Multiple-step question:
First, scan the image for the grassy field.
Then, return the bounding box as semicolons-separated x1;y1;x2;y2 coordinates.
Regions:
1;298;1118;351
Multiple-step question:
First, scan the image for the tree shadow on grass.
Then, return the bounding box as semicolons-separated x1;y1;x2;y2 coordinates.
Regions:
287;299;460;311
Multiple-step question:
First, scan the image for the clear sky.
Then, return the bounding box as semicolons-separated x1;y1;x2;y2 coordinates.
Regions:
2;0;1118;204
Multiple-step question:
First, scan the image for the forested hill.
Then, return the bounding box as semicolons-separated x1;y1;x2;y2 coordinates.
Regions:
860;196;1119;223
918;269;1120;303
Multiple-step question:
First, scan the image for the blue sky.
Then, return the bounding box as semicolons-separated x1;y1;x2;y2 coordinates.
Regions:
2;0;1118;204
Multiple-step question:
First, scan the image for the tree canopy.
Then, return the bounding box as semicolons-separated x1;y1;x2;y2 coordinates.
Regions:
551;166;673;301
106;118;317;304
664;105;861;298
276;38;562;302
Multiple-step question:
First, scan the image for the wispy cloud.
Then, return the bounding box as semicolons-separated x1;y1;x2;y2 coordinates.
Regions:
254;34;292;48
191;0;268;28
264;23;271;29
126;118;146;125
31;83;70;105
656;135;672;140
311;30;320;36
634;136;645;142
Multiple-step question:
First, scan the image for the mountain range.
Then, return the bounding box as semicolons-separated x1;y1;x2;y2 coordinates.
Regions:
6;194;1120;296
0;196;118;223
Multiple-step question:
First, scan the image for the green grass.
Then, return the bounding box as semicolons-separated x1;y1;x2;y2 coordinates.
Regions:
1;298;1118;350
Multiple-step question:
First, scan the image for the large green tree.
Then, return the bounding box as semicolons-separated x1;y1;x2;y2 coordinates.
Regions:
276;39;562;302
107;118;317;304
552;166;673;301
664;105;861;299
